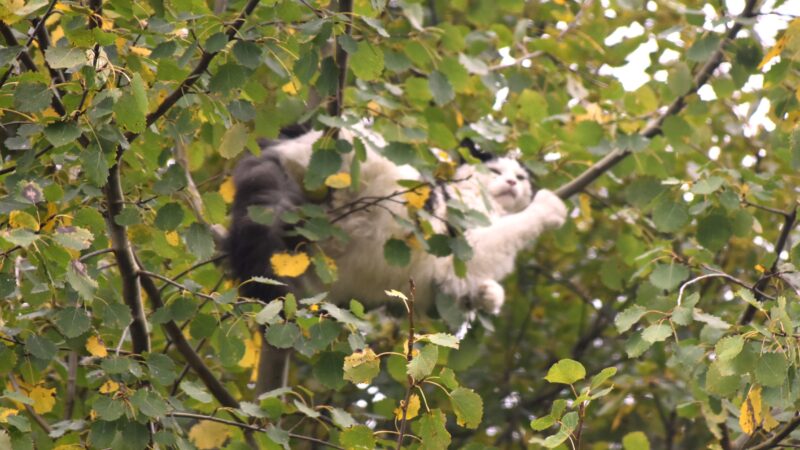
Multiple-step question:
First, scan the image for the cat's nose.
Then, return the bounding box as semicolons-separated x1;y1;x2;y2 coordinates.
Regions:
506;179;517;186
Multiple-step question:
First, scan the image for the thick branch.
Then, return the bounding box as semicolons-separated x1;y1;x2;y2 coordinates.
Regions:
103;166;150;355
554;0;760;199
138;268;240;408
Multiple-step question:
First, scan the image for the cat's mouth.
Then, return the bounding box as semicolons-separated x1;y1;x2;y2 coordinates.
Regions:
496;189;516;198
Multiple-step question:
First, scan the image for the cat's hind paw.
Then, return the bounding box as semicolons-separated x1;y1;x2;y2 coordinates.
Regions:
475;280;505;315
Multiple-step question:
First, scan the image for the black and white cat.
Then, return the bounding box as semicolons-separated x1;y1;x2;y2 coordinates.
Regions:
227;126;568;315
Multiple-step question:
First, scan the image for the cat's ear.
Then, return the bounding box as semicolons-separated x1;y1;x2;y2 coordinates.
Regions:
459;138;493;163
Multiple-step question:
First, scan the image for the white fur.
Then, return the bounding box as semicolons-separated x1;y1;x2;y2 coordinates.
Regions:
270;129;568;314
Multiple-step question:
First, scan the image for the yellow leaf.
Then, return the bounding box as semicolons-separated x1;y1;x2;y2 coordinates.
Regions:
309;303;320;312
250;332;262;383
325;172;352;189
99;380;119;394
755;264;766;273
238;336;258;368
54;444;83;450
394;393;421;420
0;407;17;423
405;186;431;209
129;46;151;56
219;177;236;203
281;80;299;95
9;210;39;230
366;100;381;116
86;336;108;358
270;252;310;277
344;347;378;370
579;193;592;223
455;110;464;127
29;386;56;414
739;396;755;435
166;231;180;246
189;420;231;449
758;36;786;70
763;408;780;432
748;385;763;426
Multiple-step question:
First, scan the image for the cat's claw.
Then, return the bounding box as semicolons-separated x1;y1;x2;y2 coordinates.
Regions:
475;280;505;315
531;189;568;228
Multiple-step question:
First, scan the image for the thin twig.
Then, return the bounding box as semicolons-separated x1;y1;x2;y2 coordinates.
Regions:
746;414;800;450
63;351;78;420
139;270;217;301
740;206;797;324
396;279;416;450
0;0;60;89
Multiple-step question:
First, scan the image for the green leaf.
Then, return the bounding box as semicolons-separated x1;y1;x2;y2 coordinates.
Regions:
652;197;689;233
13;82;51;113
687;34;721;62
315;351;347;390
154;203;184;231
429;70;455;106
649;263;689;291
84;145;110;187
755;352;789;388
179;380;212;403
219;123;249;159
340;425;375;449
94;396;125;421
330;407;356;429
545;359;586;385
185;223;215;260
45;46;86;69
384;238;411;267
414;410;451;450
131;389;167;418
114;73;148;133
407;344;438;380
209;63;248;93
590;367;617;389
146;353;177;386
417;333;459;349
531;415;555;431
350;42;384;81
343;348;380;384
641;323;672;343
305;149;342;189
697;213;732;251
54;307;91;338
43;121;81;147
255;300;284;325
67;261;97;300
715;335;744;361
54;226;94;250
691;176;724;195
615;305;647;333
233;40;263;69
450;387;483;429
622;431;651;450
25;335;57;360
265;323;301;349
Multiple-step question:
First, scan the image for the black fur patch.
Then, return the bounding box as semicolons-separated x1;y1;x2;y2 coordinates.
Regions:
226;149;305;302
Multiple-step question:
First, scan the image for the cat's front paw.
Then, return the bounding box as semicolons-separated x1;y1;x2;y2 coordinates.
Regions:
530;189;568;229
474;280;505;315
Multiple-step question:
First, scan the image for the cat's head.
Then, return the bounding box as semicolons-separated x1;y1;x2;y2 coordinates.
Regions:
476;157;534;213
458;138;534;213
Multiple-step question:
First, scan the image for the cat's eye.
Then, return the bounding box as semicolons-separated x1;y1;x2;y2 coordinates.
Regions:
489;168;501;175
516;174;526;181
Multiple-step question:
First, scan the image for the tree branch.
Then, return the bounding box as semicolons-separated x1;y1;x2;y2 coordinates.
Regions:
740;205;797;324
396;279;416;450
554;0;760;199
746;414;800;450
137;270;240;409
103;165;150;355
0;0;59;89
326;0;353;122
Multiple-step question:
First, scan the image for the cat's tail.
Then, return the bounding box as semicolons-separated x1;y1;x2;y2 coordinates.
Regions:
226;149;305;302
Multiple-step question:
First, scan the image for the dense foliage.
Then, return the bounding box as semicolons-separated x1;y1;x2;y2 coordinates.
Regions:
1;0;800;448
